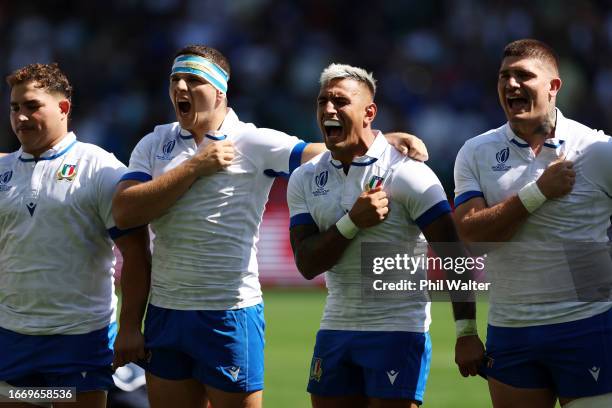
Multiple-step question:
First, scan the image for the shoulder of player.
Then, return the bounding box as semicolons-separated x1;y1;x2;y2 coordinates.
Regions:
390;157;437;187
148;122;180;143
0;151;18;163
462;125;505;150
290;152;327;181
561;116;610;147
69;140;126;175
454;125;506;163
230;123;294;146
127;122;181;155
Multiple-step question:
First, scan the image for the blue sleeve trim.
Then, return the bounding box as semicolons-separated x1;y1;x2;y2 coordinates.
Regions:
415;200;452;230
454;190;484;208
108;226;143;240
120;171;152;183
263;169;290;179
289;142;309;174
290;213;316;228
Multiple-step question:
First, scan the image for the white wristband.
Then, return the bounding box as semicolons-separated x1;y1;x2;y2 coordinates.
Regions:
336;213;359;239
455;319;478;338
518;181;547;213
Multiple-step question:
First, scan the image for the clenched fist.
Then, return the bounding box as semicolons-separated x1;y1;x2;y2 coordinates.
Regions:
348;187;389;228
536;154;575;199
192;140;234;177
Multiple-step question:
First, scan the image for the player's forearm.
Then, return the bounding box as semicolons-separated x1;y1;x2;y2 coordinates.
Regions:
423;216;477;320
113;162;200;228
293;227;352;280
119;264;151;329
115;229;152;328
455;196;529;242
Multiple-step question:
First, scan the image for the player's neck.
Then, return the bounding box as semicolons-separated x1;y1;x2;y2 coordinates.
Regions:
509;109;557;154
21;129;69;158
333;129;375;173
192;108;227;145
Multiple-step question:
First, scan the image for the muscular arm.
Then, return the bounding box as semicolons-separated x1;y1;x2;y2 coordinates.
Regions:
454;155;575;243
112;141;233;228
453;196;529;243
290;187;388;279
290;223;352;280
112;227;151;369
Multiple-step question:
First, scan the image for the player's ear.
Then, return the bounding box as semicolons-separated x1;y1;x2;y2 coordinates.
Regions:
364;102;377;126
59;100;71;117
216;89;226;105
549;77;562;98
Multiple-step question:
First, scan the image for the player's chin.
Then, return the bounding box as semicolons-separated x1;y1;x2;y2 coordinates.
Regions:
505;107;531;122
176;110;196;127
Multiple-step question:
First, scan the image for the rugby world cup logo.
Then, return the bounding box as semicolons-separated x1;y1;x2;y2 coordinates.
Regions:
156;139;176;160
163;140;176;155
313;170;329;197
492;147;511;171
315;170;328;188
0;170;12;191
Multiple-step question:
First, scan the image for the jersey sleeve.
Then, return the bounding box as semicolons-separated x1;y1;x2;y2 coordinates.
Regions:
583;134;612;198
120;133;155;183
94;152;128;235
244;128;308;177
391;160;451;230
453;142;484;207
287;167;316;228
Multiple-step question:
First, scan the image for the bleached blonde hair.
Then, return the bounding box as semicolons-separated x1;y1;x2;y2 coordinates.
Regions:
319;63;377;96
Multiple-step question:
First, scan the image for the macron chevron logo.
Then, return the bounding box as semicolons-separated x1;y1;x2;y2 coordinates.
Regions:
228;366;240;381
589;366;600;382
386;370;399;385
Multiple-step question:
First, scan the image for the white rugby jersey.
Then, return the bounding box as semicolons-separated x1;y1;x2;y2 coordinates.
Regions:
0;132;125;335
454;109;612;327
288;132;451;332
122;108;306;310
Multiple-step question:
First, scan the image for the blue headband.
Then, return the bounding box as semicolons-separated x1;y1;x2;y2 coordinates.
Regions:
171;54;229;93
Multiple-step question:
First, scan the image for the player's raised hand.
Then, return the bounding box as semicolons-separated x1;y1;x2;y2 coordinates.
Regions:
192;140;234;176
112;325;147;371
536;154;575;199
385;132;429;162
455;335;485;377
348;186;389;228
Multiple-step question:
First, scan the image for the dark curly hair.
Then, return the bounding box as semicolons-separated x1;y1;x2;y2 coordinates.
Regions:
6;63;73;101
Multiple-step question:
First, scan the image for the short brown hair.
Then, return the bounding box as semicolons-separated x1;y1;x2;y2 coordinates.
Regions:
6;63;73;100
174;45;231;78
503;39;559;74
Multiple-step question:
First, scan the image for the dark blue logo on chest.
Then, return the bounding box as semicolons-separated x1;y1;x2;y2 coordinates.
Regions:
156;140;176;160
313;171;330;197
492;147;511;171
0;170;12;191
315;171;328;188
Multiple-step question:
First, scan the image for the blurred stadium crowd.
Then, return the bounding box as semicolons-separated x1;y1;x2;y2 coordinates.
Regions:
1;0;611;191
